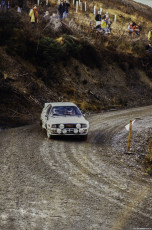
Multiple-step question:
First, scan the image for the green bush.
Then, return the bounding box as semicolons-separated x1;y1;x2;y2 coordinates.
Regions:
38;37;64;65
37;36;101;68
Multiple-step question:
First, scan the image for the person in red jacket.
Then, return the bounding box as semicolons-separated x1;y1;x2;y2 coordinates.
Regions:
128;22;133;33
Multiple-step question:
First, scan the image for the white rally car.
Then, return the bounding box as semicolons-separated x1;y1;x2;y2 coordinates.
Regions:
40;102;89;140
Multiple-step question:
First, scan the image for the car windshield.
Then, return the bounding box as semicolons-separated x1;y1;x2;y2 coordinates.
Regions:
50;106;82;116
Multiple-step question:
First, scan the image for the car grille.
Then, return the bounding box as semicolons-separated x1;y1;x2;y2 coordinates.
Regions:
64;124;76;128
66;128;75;134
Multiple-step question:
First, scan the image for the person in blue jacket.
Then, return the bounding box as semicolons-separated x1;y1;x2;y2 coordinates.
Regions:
58;0;64;20
63;0;70;18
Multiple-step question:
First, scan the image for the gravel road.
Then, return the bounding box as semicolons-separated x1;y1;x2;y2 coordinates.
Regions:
0;105;152;230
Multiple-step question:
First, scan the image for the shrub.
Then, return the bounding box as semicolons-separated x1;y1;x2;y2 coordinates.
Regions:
6;29;37;61
0;12;15;45
37;35;101;68
132;41;146;56
38;37;64;65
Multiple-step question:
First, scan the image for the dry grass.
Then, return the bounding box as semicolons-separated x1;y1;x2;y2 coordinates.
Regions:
67;0;152;41
146;138;152;162
144;137;152;175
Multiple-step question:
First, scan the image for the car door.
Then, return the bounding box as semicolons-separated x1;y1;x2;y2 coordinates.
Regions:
41;105;51;128
44;105;52;128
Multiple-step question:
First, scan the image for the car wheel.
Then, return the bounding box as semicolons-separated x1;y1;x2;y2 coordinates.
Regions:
41;121;46;130
47;130;51;139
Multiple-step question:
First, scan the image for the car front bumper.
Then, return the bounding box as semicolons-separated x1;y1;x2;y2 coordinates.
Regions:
47;128;88;135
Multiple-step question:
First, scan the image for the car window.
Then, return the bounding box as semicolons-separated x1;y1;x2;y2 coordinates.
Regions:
46;105;51;115
47;106;52;115
50;106;82;116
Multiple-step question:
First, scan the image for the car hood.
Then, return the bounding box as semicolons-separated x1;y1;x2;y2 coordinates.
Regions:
47;116;89;125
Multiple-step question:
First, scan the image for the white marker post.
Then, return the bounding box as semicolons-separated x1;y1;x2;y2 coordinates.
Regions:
76;1;78;13
79;0;80;6
85;1;86;11
94;5;96;15
73;0;75;5
46;0;48;5
114;15;117;23
125;119;136;131
80;2;82;10
100;8;102;15
37;0;39;6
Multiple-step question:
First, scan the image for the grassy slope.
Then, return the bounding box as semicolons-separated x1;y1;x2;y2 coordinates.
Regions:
0;0;152;126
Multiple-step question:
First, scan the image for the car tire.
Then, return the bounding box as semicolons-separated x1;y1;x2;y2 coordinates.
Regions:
47;130;51;139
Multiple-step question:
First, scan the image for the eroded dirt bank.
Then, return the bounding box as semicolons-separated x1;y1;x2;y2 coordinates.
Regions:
0;105;152;230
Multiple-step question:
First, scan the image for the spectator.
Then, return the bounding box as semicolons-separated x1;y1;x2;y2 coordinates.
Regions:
50;13;57;21
58;0;64;20
101;18;110;33
95;11;101;27
29;5;38;27
105;12;111;29
128;22;133;34
133;24;140;35
1;0;6;11
43;10;50;22
17;0;23;13
105;12;109;19
128;21;140;37
63;0;70;18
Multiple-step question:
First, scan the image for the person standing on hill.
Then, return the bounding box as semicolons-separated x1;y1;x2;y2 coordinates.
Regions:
1;0;6;11
101;16;108;32
95;11;101;27
128;22;133;34
63;0;70;18
29;5;38;27
17;0;23;13
58;0;64;20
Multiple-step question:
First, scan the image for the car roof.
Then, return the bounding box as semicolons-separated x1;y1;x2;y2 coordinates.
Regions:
44;102;77;108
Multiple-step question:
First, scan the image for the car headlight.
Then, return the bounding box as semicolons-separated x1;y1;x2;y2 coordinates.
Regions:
57;129;62;134
79;128;84;134
74;129;78;134
59;124;64;129
81;124;87;128
52;124;57;128
63;129;67;134
76;124;81;129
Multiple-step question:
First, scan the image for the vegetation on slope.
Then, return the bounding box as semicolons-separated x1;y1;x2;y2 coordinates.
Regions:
0;0;152;127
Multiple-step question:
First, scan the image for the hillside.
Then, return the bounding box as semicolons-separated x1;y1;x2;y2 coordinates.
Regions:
0;0;152;126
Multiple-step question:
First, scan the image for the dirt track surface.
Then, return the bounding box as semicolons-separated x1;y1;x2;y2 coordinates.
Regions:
0;105;152;230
